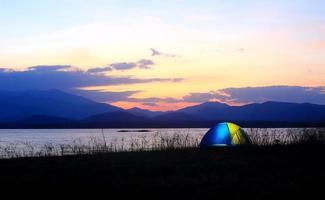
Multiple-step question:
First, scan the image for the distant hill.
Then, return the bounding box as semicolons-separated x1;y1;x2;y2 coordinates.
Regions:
78;111;151;128
177;102;230;120
176;101;325;122
0;89;122;122
18;115;75;124
78;101;325;128
126;107;164;118
0;89;325;128
179;101;229;114
82;111;147;123
152;112;199;121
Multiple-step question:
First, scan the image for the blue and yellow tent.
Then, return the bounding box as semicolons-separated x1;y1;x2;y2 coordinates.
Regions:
200;122;251;147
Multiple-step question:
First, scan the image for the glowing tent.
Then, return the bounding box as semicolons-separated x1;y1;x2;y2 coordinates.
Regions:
200;122;251;147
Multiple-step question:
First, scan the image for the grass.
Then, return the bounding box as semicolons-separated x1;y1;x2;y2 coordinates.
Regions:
0;131;202;158
247;127;325;145
0;128;324;158
0;145;324;198
0;128;324;197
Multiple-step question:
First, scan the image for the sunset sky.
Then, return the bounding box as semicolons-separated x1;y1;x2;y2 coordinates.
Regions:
1;0;325;110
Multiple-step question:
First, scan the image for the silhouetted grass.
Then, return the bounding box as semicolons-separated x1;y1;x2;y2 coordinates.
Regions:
0;143;324;198
0;128;324;198
0;128;324;158
0;132;202;158
248;127;325;146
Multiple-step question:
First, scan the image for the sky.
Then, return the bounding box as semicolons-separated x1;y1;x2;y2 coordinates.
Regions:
1;0;325;110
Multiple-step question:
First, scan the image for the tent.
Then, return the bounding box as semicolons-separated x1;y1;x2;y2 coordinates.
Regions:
200;122;251;147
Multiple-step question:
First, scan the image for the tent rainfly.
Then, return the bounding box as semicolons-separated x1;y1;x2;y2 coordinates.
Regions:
200;122;251;147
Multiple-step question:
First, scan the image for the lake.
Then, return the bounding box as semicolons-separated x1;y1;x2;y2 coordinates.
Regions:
0;128;317;158
0;128;207;146
0;128;305;146
0;128;205;146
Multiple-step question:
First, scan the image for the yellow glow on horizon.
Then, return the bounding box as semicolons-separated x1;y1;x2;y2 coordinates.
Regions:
1;10;325;111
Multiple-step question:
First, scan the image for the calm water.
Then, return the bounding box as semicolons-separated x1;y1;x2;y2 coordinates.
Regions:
0;128;301;147
0;128;207;148
0;128;314;158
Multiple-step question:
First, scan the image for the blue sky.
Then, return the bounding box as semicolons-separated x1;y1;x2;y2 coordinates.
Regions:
1;0;325;110
1;0;324;37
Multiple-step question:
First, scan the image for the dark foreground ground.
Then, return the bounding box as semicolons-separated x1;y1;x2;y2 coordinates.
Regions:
0;145;324;199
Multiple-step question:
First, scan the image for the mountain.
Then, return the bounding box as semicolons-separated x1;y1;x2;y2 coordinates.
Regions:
226;102;325;121
0;89;122;122
82;111;147;123
126;107;164;118
18;115;75;124
177;101;325;122
79;101;325;127
177;101;230;120
152;112;199;121
1;89;325;128
179;101;229;114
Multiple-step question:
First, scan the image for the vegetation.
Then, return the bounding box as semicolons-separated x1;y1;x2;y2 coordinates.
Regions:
0;142;324;198
249;127;325;145
0;128;324;159
0;128;324;197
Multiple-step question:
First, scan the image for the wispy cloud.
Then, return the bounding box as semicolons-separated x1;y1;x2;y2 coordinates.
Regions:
87;59;155;73
0;65;183;102
237;48;245;52
119;86;325;109
127;97;182;104
142;102;159;107
87;66;113;73
181;86;325;105
72;90;140;103
28;65;71;72
0;68;10;72
150;48;179;58
182;91;225;103
110;62;138;70
137;59;155;69
219;86;325;104
2;65;325;109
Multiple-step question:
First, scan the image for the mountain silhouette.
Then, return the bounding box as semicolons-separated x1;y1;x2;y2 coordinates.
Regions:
152;112;199;121
177;101;230;120
126;107;164;118
18;115;75;124
0;89;325;127
171;101;325;122
82;111;146;123
0;89;122;122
